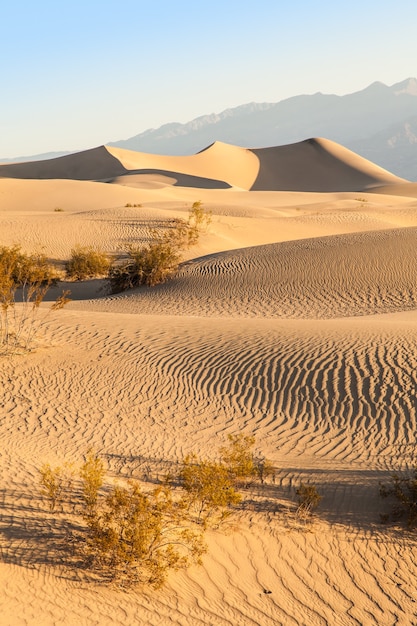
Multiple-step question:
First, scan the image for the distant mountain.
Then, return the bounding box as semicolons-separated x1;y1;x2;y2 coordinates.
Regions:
109;78;417;180
0;150;71;164
3;79;417;181
349;116;417;181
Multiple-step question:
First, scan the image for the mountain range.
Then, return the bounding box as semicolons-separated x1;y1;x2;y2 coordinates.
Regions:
3;78;417;181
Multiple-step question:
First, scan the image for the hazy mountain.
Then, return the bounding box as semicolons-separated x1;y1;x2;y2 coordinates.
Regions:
0;150;71;164
109;78;417;180
2;79;417;180
349;116;417;181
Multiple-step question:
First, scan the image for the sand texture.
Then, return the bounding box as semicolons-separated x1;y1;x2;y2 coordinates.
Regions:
2;140;417;625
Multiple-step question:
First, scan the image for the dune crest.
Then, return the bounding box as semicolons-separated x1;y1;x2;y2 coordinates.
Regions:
105;141;260;189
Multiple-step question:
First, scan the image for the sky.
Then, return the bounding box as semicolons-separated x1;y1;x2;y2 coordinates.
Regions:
1;0;417;158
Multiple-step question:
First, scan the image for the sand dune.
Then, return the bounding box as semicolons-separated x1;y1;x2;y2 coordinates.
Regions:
2;140;417;625
79;227;417;319
0;137;409;192
251;137;407;191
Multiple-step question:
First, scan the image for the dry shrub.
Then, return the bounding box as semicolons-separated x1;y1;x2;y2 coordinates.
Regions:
66;246;111;280
0;245;69;355
295;483;322;517
38;439;272;588
39;451;205;588
380;469;417;527
85;481;205;587
39;462;75;512
109;202;211;293
180;454;241;527
220;434;274;485
109;240;182;291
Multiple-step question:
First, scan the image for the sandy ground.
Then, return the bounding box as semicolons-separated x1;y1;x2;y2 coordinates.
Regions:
1;141;417;625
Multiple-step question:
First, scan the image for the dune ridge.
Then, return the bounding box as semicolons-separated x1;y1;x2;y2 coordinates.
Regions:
0;137;409;192
2;139;417;625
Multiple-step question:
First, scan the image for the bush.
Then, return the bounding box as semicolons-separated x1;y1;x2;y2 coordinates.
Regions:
38;438;272;588
39;462;75;512
85;481;205;587
80;449;106;517
66;246;111;280
295;483;322;517
180;454;241;526
0;245;69;355
109;240;181;292
219;434;274;485
109;202;211;293
40;452;205;588
380;469;417;527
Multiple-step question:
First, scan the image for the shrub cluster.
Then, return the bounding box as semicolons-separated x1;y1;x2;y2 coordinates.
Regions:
0;203;211;354
39;436;273;588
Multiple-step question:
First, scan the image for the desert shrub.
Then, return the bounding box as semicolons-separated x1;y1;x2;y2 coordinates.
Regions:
40;452;205;588
380;469;417;527
180;454;241;526
84;481;205;587
219;434;274;485
66;246;111;280
220;434;257;483
37;438;273;588
295;483;322;517
182;201;212;247
39;462;75;511
109;202;211;293
80;450;106;517
109;240;182;292
0;245;69;355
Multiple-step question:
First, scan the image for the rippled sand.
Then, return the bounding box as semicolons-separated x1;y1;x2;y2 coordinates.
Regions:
2;141;417;625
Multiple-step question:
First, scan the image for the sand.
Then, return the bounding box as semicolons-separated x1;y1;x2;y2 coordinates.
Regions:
1;139;417;625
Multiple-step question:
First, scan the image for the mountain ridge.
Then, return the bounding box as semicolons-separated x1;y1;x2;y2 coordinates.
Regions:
2;79;416;180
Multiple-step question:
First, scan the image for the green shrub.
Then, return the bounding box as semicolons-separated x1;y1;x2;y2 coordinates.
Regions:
66;246;111;280
0;245;69;355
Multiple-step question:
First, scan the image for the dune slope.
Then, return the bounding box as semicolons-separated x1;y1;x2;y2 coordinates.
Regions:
251;137;407;191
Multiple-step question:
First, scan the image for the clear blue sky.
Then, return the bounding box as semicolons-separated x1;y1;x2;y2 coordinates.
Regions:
1;0;416;157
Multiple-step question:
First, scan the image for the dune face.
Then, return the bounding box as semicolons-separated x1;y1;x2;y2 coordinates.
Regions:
0;146;127;181
88;227;417;319
2;139;417;625
251;137;407;191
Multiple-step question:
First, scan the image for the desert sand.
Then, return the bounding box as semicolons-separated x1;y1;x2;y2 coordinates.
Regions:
1;139;417;625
